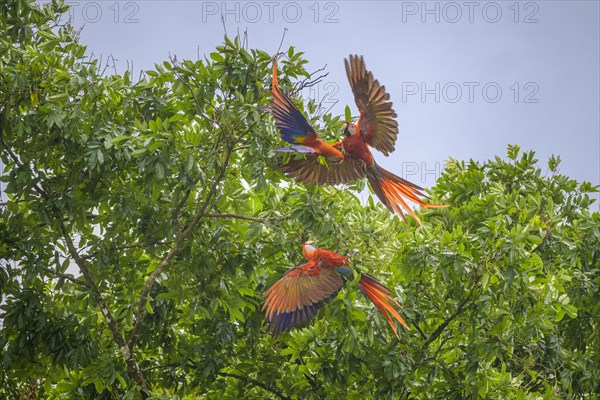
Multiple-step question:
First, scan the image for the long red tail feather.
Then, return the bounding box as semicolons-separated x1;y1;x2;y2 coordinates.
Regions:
358;274;409;339
367;163;447;225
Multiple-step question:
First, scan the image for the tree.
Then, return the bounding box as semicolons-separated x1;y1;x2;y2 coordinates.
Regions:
1;1;598;398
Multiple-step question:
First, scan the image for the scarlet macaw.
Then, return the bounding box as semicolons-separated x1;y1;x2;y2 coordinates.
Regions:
270;55;446;224
262;242;409;338
270;58;367;184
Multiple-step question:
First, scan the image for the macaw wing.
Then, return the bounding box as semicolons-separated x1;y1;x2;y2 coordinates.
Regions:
279;154;367;185
271;57;319;146
345;55;398;156
262;264;344;336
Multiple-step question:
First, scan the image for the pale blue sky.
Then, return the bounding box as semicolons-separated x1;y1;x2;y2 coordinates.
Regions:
63;0;599;204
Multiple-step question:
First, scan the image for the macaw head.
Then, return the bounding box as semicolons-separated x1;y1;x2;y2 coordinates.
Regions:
302;241;316;259
342;122;358;137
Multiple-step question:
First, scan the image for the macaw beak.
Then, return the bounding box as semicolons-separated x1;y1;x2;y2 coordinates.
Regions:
342;122;354;137
341;123;348;134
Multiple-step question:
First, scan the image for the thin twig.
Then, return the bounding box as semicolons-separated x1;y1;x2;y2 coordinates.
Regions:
170;55;202;115
276;29;287;58
81;242;170;260
295;358;321;396
292;67;329;95
432;333;452;359
40;266;90;288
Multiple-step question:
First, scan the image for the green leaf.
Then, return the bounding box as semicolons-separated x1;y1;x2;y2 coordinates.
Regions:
155;162;165;179
210;52;224;62
555;304;566;322
111;135;130;146
344;105;352;122
96;149;104;166
563;304;578;319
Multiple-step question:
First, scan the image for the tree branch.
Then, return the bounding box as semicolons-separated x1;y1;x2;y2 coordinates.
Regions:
200;212;289;223
172;189;192;236
40;265;90;288
80;242;171;261
292;66;329;95
422;284;477;350
217;372;291;400
411;319;428;341
59;221;149;394
128;113;267;354
295;357;321;396
170;55;202;115
128;146;233;350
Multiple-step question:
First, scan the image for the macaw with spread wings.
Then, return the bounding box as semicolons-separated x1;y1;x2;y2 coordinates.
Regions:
262;242;409;338
270;55;446;225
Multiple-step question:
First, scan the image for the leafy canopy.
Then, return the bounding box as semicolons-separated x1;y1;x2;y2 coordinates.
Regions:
1;1;598;399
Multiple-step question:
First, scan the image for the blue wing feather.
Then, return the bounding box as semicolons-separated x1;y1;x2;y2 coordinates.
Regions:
274;146;317;153
271;86;317;145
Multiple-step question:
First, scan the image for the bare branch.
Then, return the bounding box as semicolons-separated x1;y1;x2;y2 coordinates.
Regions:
276;29;288;57
292;67;329;95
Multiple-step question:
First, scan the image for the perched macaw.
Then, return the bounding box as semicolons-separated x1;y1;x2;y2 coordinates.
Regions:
270;55;446;225
262;242;409;338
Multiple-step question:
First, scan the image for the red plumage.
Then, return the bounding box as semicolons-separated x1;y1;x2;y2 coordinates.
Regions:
271;54;447;224
262;242;409;338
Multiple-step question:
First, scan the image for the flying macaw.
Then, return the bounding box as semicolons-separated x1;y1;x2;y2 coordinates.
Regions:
269;57;371;185
270;55;446;225
262;242;409;338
